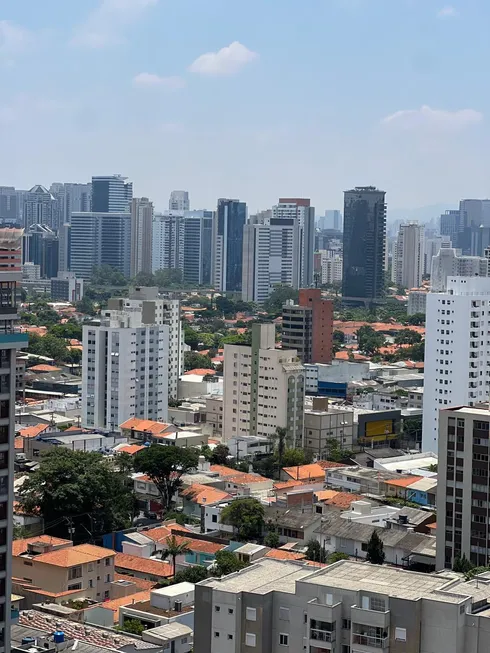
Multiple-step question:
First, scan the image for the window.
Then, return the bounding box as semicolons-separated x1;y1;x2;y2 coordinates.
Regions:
228;608;234;614
105;558;111;566
279;607;290;621
279;633;289;646
246;607;257;621
214;632;220;638
104;591;109;599
228;634;233;640
342;619;351;629
215;606;221;612
68;583;82;590
105;574;111;583
212;514;218;523
394;627;407;642
68;566;82;580
342;647;351;653
245;633;256;647
369;597;386;612
89;580;93;588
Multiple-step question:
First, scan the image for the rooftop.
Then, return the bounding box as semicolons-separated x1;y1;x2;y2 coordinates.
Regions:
283;462;344;481
119;417;174;434
114;553;173;577
26;544;115;567
181;483;231;505
13;535;71;557
94;590;151;623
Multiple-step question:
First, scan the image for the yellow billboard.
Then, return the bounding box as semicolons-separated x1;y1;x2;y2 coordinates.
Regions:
366;419;393;438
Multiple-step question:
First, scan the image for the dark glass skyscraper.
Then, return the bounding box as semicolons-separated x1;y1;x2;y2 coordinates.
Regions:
91;175;133;213
342;186;386;305
213;199;247;292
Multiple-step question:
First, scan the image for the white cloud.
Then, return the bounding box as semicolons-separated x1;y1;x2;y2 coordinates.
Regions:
188;41;258;76
72;0;159;48
381;105;482;131
437;6;458;18
132;73;186;89
0;20;32;62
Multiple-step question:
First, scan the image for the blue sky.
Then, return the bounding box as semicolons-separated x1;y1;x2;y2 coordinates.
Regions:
0;0;487;215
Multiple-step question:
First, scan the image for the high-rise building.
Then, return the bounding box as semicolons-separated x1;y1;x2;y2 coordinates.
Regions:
50;182;91;223
222;323;304;446
181;210;213;286
436;404;490;569
70;212;131;279
272;198;315;288
169;190;190;212
424;235;451;275
82;299;169;430
22;225;59;279
212;199;247;292
423;276;490;452
130;197;154;277
315;250;343;286
0;187;19;222
105;287;183;400
392;222;424;289
91;175;132;213
440;209;461;242
58;223;71;273
324;209;342;231
0;228;28;651
430;248;488;292
342;186;386;305
282;289;334;364
151;212;184;273
23;185;60;231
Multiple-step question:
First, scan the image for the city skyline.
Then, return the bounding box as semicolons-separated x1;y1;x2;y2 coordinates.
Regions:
0;1;488;212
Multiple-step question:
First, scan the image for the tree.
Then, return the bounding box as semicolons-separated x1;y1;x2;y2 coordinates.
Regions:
263;285;299;314
215;296;237;317
210;444;231;466
333;330;345;345
324;438;354;463
394;329;422;345
120;619;145;636
273;427;287;470
366;531;385;565
264;529;280;549
281;448;312;468
453;553;473;574
154;268;184;288
17;449;133;541
356;325;385;356
50;322;83;341
174;565;209;584
305;539;327;563
406;313;425;326
184;325;201;350
184;351;213;372
132;272;156;287
76;296;97;316
327;551;349;563
220;497;265;541
161;535;191;576
405;341;425;362
91;264;127;287
213;550;248;576
134;445;199;512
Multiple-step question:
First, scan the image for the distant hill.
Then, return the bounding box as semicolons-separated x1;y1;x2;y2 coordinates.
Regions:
387;203;456;223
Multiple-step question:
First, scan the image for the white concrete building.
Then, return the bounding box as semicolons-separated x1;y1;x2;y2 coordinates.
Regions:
392;222;424;289
424;234;451;275
223;324;304;446
130;197;154;277
317;250;343;285
430;247;488;291
152;212;184;273
407;289;428;315
82;296;170;430
169;190;190;212
422;276;490;452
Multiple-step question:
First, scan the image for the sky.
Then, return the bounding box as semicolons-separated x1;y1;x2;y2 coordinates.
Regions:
0;0;488;215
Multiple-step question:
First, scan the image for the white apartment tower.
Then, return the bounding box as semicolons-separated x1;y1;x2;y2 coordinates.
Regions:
130;197;154;277
152;212;184;273
422;276;490;452
430;248;488;292
424;235;451;275
392;222;424;289
223;323;304;446
169;190;189;212
82;305;169;431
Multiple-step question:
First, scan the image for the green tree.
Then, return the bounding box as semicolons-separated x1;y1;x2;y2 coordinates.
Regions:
132;272;156;286
210;444;231;466
394;329;422;345
174;565;209;584
18;449;133;541
91;264;127;287
305;539;327;563
272;427;287;470
405;341;425;361
264;529;280;549
453;553;473;574
281;448;311;468
134;445;199;511
76;296;97;316
327;551;349;563
213;550;248;576
220;498;265;541
333;330;345;344
406;313;425;326
366;531;385;565
184;351;213;371
215;296;237;317
154;268;184;287
184;325;201;350
263;285;299;314
356;325;385;356
161;535;191;576
120;619;145;636
50;322;83;341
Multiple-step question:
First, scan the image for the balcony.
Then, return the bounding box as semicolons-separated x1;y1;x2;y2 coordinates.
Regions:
351;607;390;629
311;629;335;644
352;634;388;649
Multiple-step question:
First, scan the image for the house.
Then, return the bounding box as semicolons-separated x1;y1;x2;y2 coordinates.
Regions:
119;583;195;631
119;417;177;442
221;472;273;497
281;461;345;483
233;543;270;564
12;537;116;608
13;502;43;535
84;590;151;627
264;507;323;544
139;622;193;653
325;465;415;496
114;553;174;583
23;429;119;460
181;483;231;521
385;476;437;507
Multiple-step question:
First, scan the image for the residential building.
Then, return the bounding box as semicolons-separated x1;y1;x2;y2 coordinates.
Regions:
304;397;354;456
222;323;304;445
342;186;386;305
423;276;490;452
315;250;343;285
392;222;424;289
130;197;154;277
82;298;169;430
0;228;28;652
151;212;183;273
407;289;428;315
272;198;315;288
91;175;132;213
436;405;490;569
424;235;451;275
22;225;59;279
281;288;334;364
430;247;488;291
70;212;131;279
169;190;190;212
50;272;84;302
205;396;223;437
0;186;19;221
49;182;91;223
212;199;247;292
22;185;60;230
181;210;213;285
106;286;183;399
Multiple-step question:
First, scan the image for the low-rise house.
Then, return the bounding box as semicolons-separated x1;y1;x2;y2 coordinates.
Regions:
222;472;273;498
325;465;414;496
181;483;231;521
140;622;193;653
340;500;436;533
264;507;323;544
227;435;272;459
23;429;119;460
119;417;177;442
83;589;151;627
282;461;345;484
114;553;174;583
205;395;223;437
119;582;195;631
13;502;43;535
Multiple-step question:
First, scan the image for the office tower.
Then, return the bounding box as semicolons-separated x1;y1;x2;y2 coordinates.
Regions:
50;273;84;303
91;175;132;213
282;288;334;364
342;186;386;305
440;209;460;242
105;287;183;400
392;222;424;289
0;228;28;651
130;197;154;277
58;223;71;273
324;209;342;231
430;248;488;292
212;198;247;292
49;182;91;224
222;323;304;446
272;198;315;287
422;276;490;453
22;225;59;279
182;210;213;286
22;185;60;231
169;190;190;212
0;187;19;222
82;314;169;430
436;405;490;569
151;212;184;272
424;235;451;275
70;212;131;279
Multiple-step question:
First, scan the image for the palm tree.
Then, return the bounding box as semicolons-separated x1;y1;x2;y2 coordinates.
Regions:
161;535;191;576
275;427;287;470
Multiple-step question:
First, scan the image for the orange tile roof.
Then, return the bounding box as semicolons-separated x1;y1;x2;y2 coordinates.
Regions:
282;463;327;481
265;549;306;561
13;535;71;557
117;444;145;456
18;423;49;439
113;573;156;589
317;460;348;469
385;476;424;488
210;464;240;477
273;480;303;491
183;368;216;376
168;535;225;555
335;351;369;361
114;553;173;577
316;491;364;509
34;543;116;567
97;590;151;622
314;490;339;502
181;483;231;505
28;364;62;373
142;523;191;543
64;425;82;432
225;473;269;485
20;326;47;336
427;522;437;530
119;418;174;434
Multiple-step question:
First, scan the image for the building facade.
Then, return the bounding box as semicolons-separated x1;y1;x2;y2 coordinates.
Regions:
23;185;60;231
50;273;84;303
152;213;184;273
222;324;304;446
272;198;315;288
169;190;190;212
91;175;132;213
49;182;91;224
22;225;59;279
407;290;428;316
130;197;154;277
212;199;247;293
424;235;451;275
392;222;424;289
281;289;333;364
342;186;386;305
430;248;488;292
181;211;213;286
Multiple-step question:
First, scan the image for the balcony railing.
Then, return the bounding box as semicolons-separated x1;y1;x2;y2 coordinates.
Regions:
311;629;335;643
352;634;388;648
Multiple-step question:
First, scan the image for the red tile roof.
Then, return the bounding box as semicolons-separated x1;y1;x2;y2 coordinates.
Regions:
183;368;216;376
282;463;328;481
181;483;231;505
96;590;151;622
113;573;156;590
18;423;49;439
13;535;71;557
28;364;62;373
117;444;145;456
34;544;115;567
265;549;305;561
385;476;424;488
114;553;173;577
119;418;174;435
